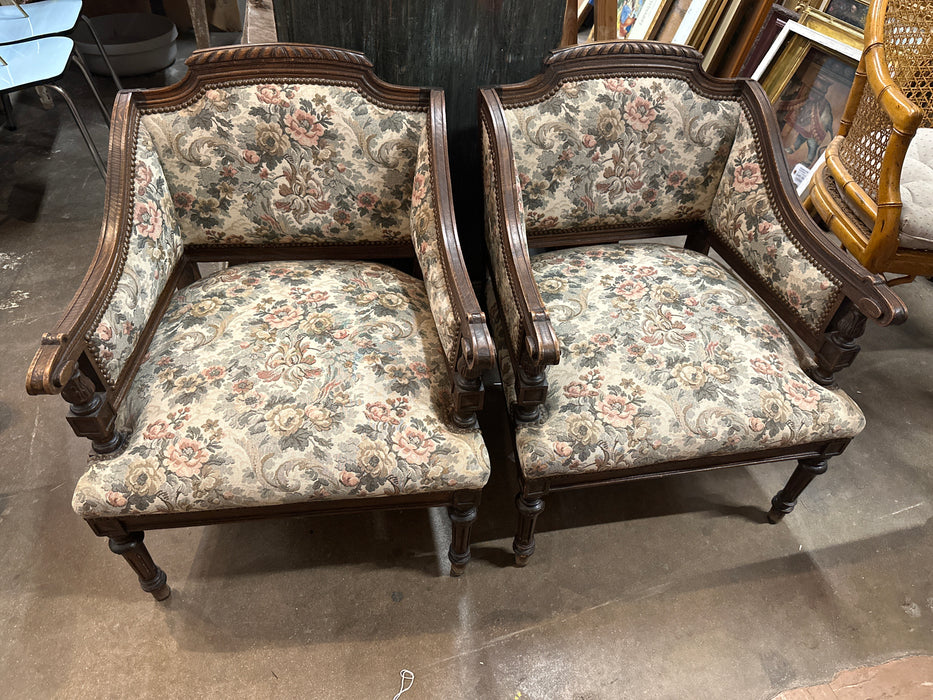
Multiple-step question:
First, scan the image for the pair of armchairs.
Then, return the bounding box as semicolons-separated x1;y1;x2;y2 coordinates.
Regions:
28;42;905;599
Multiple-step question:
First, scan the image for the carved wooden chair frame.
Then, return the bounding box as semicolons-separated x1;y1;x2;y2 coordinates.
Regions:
480;42;906;565
27;44;495;598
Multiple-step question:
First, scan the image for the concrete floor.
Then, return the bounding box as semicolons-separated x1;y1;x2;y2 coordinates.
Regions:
1;32;932;700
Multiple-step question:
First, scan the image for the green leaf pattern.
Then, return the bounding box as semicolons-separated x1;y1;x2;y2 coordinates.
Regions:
74;261;489;518
509;243;864;478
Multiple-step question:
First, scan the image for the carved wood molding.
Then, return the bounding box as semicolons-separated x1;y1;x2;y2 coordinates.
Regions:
139;43;429;114
479;89;560;380
27;91;140;397
427;90;494;380
85;488;487;535
497;39;740;108
525;438;851;493
185;42;374;68
546;40;704;64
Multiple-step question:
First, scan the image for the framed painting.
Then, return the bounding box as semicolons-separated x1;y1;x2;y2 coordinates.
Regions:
799;6;865;47
737;3;800;78
820;0;869;31
752;20;860;193
670;0;729;49
617;0;675;39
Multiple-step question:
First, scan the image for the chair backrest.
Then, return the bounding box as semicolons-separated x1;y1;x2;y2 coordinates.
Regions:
500;73;742;235
86;45;433;393
482;43;856;350
835;0;932;210
882;0;933;127
137;53;428;249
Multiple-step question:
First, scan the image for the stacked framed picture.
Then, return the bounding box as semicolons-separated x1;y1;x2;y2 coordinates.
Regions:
616;0;676;39
818;0;869;30
750;6;864;196
581;0;752;47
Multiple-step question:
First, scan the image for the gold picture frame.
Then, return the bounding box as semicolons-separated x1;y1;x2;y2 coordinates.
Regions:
685;0;730;51
798;6;865;48
818;0;869;31
753;21;860;188
757;21;860;103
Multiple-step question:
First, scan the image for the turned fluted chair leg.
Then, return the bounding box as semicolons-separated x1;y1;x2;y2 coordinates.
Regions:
513;492;545;566
768;457;828;524
448;499;479;577
108;532;171;600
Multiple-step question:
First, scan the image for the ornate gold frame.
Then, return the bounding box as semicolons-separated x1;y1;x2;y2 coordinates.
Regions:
798;6;865;47
816;0;869;31
759;21;860;101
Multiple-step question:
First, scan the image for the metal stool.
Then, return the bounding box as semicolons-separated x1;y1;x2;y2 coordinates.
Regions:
0;0;121;89
0;36;107;177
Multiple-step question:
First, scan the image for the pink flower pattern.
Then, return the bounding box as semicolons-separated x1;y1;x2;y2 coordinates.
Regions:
74;261;489;518
134;201;163;240
504;244;864;477
284;109;325;147
503;77;742;234
623;96;658;131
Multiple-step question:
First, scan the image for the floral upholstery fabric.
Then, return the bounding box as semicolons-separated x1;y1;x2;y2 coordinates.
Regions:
503;77;741;234
73;261;490;518
410;120;458;365
508;243;864;478
707;112;841;331
89;127;184;385
141;83;425;246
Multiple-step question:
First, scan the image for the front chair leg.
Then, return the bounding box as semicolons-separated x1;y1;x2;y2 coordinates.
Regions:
513;492;545;566
447;497;479;577
108;532;171;600
768;457;828;524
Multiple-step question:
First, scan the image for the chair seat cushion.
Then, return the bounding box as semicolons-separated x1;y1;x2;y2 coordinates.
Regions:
73;261;489;519
512;243;864;478
900;128;933;250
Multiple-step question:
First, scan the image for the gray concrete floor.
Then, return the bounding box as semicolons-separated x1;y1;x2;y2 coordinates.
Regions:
1;32;932;700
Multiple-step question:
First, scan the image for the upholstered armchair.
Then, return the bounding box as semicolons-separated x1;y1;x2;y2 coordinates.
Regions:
27;44;494;598
808;0;933;279
480;42;906;566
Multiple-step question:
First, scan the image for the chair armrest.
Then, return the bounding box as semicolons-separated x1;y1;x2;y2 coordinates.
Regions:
711;80;906;341
411;91;495;422
824;0;924;232
479;87;560;398
864;0;924;138
862;0;925;218
27;92;185;416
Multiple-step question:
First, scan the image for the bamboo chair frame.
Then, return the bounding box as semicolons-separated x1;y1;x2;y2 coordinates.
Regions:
809;0;933;278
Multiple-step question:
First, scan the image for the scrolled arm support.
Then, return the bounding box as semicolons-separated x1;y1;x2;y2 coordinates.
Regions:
480;88;560;417
451;322;495;428
417;91;495;425
737;79;908;335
